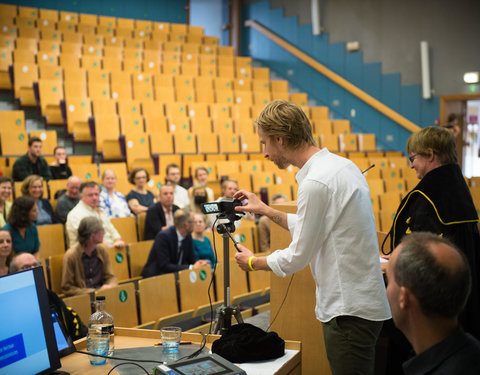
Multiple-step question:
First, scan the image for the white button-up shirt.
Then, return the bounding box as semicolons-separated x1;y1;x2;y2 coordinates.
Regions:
267;149;391;323
66;200;121;248
173;185;190;208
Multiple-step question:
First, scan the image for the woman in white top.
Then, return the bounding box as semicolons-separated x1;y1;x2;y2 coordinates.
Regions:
99;170;132;218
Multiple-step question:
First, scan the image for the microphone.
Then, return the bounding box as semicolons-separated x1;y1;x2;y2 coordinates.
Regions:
362;164;375;174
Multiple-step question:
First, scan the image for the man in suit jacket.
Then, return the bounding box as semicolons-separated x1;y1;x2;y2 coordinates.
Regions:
141;209;210;277
144;184;179;240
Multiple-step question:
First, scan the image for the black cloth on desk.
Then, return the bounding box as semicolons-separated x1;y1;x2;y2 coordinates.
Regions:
403;328;480;375
49;164;72;180
141;226;196;277
143;203;179;240
385;164;480;339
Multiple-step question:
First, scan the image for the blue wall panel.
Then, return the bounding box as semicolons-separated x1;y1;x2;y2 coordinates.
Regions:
401;85;421;125
3;0;187;22
381;73;401;112
345;52;363;88
327;43;346;76
363;63;382;100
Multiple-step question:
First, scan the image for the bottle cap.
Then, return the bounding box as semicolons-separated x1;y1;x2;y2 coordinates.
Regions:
96;296;106;301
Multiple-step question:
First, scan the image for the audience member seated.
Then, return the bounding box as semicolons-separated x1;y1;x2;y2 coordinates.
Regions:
126;167;155;215
188;166;214;202
141;209;210;277
22;175;58;225
192;213;215;269
10;252;88;340
12;136;52;181
385;232;480;374
100;169;132;218
56;176;82;223
49;146;72;180
3;196;39;257
0;229;13;276
189;185;210;214
165;163;190;208
66;181;125;249
210;179;254;228
62;216;118;296
144;184;179;241
258;194;288;252
0;176;13;228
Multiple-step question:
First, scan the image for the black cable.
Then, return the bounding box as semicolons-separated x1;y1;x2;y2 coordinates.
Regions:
266;273;294;332
107;361;150;375
75;349;164;365
176;332;208;362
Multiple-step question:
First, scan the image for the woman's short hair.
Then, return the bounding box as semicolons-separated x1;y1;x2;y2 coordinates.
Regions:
8;196;36;228
194;166;209;178
20;175;43;197
406;126;457;165
128;167;150;185
191;184;207;196
77;216;104;247
254;100;316;150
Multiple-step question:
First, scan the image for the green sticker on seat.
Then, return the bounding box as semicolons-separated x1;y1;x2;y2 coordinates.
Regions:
140;138;145;144
240;234;246;242
86;173;91;179
119;290;127;302
19;134;25;140
115;253;124;263
199;270;207;280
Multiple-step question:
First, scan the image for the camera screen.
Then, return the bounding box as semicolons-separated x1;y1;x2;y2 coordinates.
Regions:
202;203;220;214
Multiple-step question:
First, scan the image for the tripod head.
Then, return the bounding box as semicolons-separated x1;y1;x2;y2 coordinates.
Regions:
202;198;244;234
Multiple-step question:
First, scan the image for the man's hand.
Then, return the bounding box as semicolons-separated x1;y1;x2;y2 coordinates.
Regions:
193;260;210;269
234;190;268;216
113;239;125;249
99;284;113;291
234;244;254;271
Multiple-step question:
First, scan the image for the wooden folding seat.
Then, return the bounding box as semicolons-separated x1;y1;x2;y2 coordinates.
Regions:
111;73;132;100
38;40;60;56
92;114;121;161
320;134;339;152
138;272;178;324
13;48;35;64
123;57;143;73
62;293;93;326
251;66;269;80
0;3;17;18
151;30;169;42
87;78;110;100
379;210;396;233
367;178;385;196
194;86;215;104
210;103;231;119
119;114;145;135
388;156;408;169
15;36;38;52
233;225;257;252
270;79;289;94
104;35;123;47
96;24;114;37
70;163;99;181
187;102;209;118
251;171;275;193
240;133;261;154
79;13;97;25
103;45;122;58
0;48;12;89
180;61;198;76
378;192;402;213
116;27;132;39
190;116;212;133
47;254;64;295
59;52;80;69
235;77;254;91
164;101;188;119
29;130;57;155
0;127;28;156
332;119;351;135
170;31;187;43
37;51;59;67
218;134;240;154
17;25;39;39
216;160;240;178
48;178;68;205
212;118;234;134
59;11;78;24
117;99;141;117
310;106;329;122
106;243;131;283
63;97;90;135
173;133;196;154
125;133;151;171
38;8;58;22
178;267;212;311
368;157;390;169
0;110;26;131
95;282;138;327
218;55;234;66
381;166;403;180
215;89;234;105
234;90;253;106
62;31;83;44
132;73;154;101
236;65;252;79
98;15;116;27
339;133;358;152
217;65;235;78
57;21;76;33
81;54;102;70
239;160;262;174
197;133;219;154
167;114;190;133
199;63;217;78
36;79;64;124
38;223;66;259
13;62;38;105
82;44;102;57
101;56;122;72
75;24;97;35
384;178;407;194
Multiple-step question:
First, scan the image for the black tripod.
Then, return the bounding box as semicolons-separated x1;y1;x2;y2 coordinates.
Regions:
213;220;244;334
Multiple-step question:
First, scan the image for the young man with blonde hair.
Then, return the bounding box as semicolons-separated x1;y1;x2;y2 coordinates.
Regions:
234;100;391;374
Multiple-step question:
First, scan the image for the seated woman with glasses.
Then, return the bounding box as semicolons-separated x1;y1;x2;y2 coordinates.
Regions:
126;167;156;215
2;196;40;258
100;169;132;218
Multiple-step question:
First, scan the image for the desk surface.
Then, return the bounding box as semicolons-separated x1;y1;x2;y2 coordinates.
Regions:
61;328;301;375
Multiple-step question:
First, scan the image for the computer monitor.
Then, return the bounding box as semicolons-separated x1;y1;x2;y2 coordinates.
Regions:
0;267;62;374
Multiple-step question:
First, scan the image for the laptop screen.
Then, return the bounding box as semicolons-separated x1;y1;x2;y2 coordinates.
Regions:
0;267;61;374
50;308;75;357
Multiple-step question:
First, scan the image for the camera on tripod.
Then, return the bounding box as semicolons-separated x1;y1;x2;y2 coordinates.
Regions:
201;198;243;233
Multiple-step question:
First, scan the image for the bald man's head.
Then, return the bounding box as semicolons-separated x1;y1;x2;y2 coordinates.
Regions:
9;253;40;274
389;232;471;319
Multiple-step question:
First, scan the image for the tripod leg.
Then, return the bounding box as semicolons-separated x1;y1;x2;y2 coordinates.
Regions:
233;307;244;325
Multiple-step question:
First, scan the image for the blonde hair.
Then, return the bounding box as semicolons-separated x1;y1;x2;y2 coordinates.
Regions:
407;126;457;165
21;175;43;197
254;100;316;150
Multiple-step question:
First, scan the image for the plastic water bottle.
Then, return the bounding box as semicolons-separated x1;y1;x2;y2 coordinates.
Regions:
88;296;114;355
